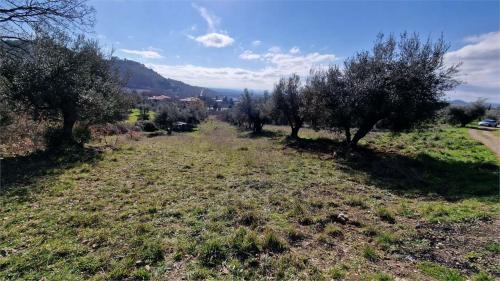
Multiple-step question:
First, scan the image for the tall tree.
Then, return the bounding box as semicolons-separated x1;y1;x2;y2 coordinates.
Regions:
236;89;270;133
272;74;304;138
4;33;129;144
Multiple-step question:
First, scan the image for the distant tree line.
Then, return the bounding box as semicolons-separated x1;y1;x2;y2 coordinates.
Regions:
226;33;464;148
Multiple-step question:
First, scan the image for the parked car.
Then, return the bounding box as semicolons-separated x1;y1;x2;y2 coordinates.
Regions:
478;119;497;127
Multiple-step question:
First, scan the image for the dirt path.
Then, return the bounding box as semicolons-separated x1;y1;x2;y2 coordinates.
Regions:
468;128;500;157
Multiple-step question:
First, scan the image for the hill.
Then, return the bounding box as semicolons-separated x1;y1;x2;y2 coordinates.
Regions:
112;58;217;98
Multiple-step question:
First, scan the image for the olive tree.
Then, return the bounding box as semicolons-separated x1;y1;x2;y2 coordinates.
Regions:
4;33;130;145
155;103;179;134
307;33;460;148
446;99;487;127
236;89;271;133
272;74;304;138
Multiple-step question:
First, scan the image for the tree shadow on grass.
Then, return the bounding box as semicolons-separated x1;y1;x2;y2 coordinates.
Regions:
285;137;498;200
237;128;287;140
0;147;103;200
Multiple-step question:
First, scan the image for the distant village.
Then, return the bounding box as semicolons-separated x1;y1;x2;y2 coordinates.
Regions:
141;90;238;112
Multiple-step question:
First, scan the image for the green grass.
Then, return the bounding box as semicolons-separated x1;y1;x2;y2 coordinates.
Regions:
417;262;465;281
127;108;156;123
0;120;498;280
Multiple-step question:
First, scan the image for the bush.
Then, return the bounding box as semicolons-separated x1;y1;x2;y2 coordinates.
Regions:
137;120;158;132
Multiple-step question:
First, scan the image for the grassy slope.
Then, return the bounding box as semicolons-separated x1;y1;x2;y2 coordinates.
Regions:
0;120;498;280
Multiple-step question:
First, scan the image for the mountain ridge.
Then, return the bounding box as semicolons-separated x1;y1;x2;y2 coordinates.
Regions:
112;58;217;98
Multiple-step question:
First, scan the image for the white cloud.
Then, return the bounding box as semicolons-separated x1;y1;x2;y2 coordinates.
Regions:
268;46;281;53
194;33;234;48
192;4;220;32
190;5;234;48
289;47;300;54
148;50;337;90
119;49;164;59
252;40;262;46
445;31;500;102
239;50;261;60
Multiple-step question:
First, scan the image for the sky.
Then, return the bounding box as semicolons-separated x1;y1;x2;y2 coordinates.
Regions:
90;0;500;102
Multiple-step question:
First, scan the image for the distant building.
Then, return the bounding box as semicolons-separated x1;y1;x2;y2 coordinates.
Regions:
148;95;171;101
179;97;204;108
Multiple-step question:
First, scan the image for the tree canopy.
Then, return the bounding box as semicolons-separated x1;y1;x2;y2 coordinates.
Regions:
2;33;130;144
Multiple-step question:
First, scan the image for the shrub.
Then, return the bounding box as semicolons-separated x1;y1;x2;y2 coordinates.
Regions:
137;120;158;132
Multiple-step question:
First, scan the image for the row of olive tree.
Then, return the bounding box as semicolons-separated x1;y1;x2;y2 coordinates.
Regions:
224;89;273;133
154;102;208;134
266;33;460;148
445;99;488;127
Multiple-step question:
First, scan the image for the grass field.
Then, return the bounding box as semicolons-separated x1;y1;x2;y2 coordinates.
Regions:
0;119;498;280
127;108;157;124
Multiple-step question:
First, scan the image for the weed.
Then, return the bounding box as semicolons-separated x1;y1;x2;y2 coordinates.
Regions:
472;272;495;281
376;232;398;250
199;238;228;267
485;241;499;254
286;227;306;243
346;195;369;209
262;229;288;253
366;272;394;281
362;246;379;262
376;207;396;224
231;227;260;259
362;226;379;237
324;223;343;237
328;265;347;280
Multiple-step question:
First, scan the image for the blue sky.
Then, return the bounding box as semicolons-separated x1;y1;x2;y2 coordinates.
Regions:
90;0;500;102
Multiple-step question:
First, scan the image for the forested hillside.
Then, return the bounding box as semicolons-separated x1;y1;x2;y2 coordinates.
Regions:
112;58;217;97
